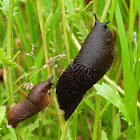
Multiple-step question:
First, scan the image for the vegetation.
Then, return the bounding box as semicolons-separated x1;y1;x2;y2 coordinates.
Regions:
0;0;140;139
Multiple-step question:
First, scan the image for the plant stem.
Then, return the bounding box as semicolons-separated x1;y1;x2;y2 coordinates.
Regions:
7;0;14;105
92;0;97;25
92;95;101;140
37;0;51;76
37;0;64;131
104;75;140;108
51;90;64;130
60;119;70;140
61;0;71;64
100;0;112;23
7;0;21;139
128;0;139;139
109;0;116;29
15;127;21;140
126;125;133;140
25;112;44;139
39;121;43;138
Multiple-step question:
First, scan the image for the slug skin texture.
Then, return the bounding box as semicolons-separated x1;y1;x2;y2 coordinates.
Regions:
8;76;53;128
56;14;114;120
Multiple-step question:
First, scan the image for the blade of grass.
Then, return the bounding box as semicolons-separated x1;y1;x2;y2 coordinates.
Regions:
92;95;101;140
14;14;31;52
115;1;133;139
92;0;97;25
7;0;14;105
135;17;140;97
47;1;61;44
37;0;64;132
6;0;21;139
112;114;121;140
60;119;70;140
73;110;78;139
32;44;44;84
37;0;51;76
115;0;133;123
128;0;139;139
134;17;140;140
26;0;38;44
100;0;111;22
108;0;116;29
61;0;71;64
53;0;63;69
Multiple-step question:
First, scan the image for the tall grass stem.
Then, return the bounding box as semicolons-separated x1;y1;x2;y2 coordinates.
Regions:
100;0;111;22
37;0;51;76
37;0;64;131
61;0;71;64
7;0;21;139
92;95;101;140
7;0;14;105
128;0;139;139
60;119;70;140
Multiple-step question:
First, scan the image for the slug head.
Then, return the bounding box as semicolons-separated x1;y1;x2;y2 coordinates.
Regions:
7;76;53;128
94;13;110;26
93;13;112;45
27;75;53;105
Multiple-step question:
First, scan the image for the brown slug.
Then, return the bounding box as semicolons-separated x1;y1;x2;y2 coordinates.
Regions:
8;76;53;128
56;14;114;120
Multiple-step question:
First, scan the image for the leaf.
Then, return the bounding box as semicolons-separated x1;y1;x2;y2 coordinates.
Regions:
47;1;61;43
115;1;133;122
0;0;18;17
66;128;72;140
74;20;87;41
20;118;54;139
0;106;6;126
83;98;95;112
94;83;132;125
101;130;108;140
69;16;87;41
65;0;75;16
1;117;17;140
135;0;140;16
64;0;87;42
0;48;16;67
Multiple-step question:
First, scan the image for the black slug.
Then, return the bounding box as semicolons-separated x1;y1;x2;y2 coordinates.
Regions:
8;76;53;128
56;14;114;120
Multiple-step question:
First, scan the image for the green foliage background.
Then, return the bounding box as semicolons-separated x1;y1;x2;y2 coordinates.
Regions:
0;0;140;139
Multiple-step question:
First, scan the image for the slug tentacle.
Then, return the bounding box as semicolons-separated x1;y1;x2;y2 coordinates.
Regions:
105;21;110;25
56;14;114;120
93;13;98;22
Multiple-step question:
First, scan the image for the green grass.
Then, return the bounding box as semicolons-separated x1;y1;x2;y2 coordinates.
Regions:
0;0;140;139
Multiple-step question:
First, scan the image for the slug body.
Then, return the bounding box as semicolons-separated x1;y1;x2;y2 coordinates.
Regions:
56;14;114;120
8;76;53;128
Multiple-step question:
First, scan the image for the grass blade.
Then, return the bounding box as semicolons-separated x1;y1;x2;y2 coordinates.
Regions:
115;1;133;123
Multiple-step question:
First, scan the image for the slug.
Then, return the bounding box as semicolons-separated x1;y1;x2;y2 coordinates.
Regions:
56;14;114;120
8;76;53;128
